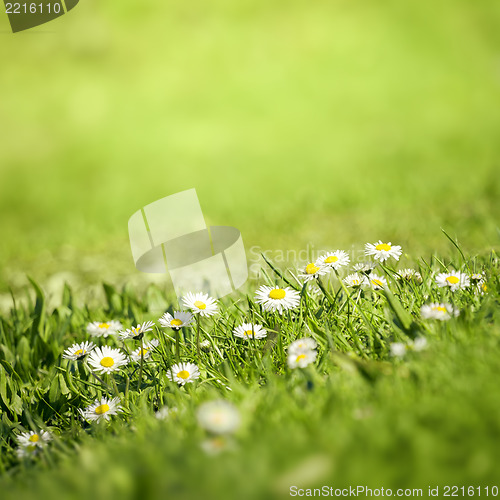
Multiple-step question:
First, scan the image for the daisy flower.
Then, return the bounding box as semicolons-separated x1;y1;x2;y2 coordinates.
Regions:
167;362;200;386
288;337;317;355
435;271;470;291
298;262;329;282
87;346;128;374
233;323;267;340
368;274;388;290
86;320;122;338
17;430;52;448
62;341;96;361
420;303;459;321
119;320;155;340
197;400;240;435
343;273;368;288
158;311;193;330
287;349;317;369
316;250;350;270
16;445;39;459
470;273;487;294
80;396;123;422
254;285;300;314
365;241;402;262
201;437;234;455
352;261;377;273
182;292;218;317
390;337;427;358
155;406;178;420
397;268;423;282
130;339;160;362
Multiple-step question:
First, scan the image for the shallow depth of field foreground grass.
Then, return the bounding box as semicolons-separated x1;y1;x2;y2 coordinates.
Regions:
0;242;499;499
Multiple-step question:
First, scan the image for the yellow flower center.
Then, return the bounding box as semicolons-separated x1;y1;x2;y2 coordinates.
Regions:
171;319;183;327
296;354;306;362
352;279;360;285
28;434;39;443
269;288;286;300
100;357;115;368
74;349;84;357
482;284;487;292
446;276;460;285
194;301;206;310
325;255;339;263
95;404;109;415
98;323;110;329
371;279;384;287
306;263;320;275
244;330;255;336
375;243;391;252
177;370;190;379
139;348;149;356
435;306;447;312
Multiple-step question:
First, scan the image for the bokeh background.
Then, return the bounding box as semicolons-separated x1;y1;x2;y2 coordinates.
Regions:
1;0;499;298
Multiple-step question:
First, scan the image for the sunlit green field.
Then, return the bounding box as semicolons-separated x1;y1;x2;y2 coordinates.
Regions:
1;0;500;498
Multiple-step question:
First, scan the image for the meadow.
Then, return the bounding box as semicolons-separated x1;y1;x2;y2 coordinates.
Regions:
0;0;500;498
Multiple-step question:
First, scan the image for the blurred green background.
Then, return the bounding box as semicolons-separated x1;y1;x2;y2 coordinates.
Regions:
1;0;499;294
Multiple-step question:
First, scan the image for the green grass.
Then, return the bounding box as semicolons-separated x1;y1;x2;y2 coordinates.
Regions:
0;245;499;499
1;1;500;498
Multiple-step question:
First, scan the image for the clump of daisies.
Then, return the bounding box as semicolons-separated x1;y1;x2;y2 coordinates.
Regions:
365;240;403;262
80;396;123;422
86;320;122;338
167;362;200;386
421;303;459;321
390;337;428;358
255;285;300;314
435;271;470;291
287;337;318;368
233;323;267;340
